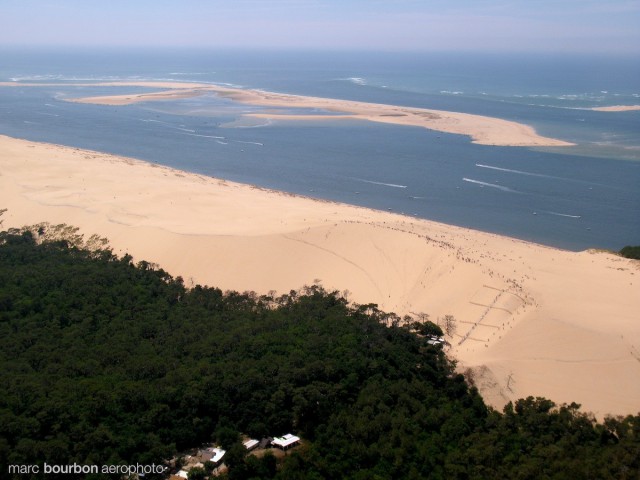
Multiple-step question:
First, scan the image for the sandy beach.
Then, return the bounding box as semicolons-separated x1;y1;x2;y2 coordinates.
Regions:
0;80;573;147
1;134;638;418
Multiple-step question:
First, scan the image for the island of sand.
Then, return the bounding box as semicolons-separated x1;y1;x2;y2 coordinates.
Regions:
0;80;574;147
1;134;638;419
591;105;640;112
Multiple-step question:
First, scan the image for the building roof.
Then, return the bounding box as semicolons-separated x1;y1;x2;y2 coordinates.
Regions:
243;439;259;450
206;447;226;463
272;434;300;448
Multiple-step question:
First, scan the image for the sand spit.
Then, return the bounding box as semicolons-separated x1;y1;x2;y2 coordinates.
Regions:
591;105;640;112
1;134;638;418
0;80;573;147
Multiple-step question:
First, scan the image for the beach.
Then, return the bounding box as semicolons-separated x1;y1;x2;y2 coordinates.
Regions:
0;81;573;147
1;134;638;418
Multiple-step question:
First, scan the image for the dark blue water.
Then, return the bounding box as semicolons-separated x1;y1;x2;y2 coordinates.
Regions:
1;47;638;251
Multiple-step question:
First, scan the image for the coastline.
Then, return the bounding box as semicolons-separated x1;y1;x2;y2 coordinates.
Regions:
1;133;638;418
0;80;574;147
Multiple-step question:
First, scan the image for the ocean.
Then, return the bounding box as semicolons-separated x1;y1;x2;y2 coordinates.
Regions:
1;47;639;251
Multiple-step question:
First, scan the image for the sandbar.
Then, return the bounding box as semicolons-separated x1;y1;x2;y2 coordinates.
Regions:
591;105;640;112
0;80;573;147
1;134;638;418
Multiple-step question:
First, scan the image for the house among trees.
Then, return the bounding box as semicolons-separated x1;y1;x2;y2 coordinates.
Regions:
272;434;300;451
427;335;445;346
201;446;226;465
243;438;259;451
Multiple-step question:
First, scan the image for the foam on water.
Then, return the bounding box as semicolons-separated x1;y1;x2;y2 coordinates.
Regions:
544;211;582;219
337;77;367;86
354;178;408;189
475;164;613;189
475;163;556;179
462;178;518;193
181;133;226;139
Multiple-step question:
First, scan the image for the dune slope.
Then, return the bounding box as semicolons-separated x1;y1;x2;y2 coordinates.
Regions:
1;134;638;417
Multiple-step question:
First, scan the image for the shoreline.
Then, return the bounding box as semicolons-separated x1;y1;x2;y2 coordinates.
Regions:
0;80;574;147
1;133;638;418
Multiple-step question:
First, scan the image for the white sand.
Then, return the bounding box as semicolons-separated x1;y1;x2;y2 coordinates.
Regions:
1;134;638;418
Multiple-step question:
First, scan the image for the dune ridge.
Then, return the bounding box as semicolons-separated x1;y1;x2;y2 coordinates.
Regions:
1;134;638;418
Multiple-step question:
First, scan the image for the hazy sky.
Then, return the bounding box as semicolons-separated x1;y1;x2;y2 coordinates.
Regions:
1;0;639;53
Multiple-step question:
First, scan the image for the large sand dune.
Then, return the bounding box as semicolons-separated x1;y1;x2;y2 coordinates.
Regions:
1;135;638;418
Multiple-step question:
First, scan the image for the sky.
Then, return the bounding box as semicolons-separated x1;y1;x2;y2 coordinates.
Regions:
1;0;639;53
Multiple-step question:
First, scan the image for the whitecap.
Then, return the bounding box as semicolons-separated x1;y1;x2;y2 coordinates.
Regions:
475;163;554;179
354;178;407;189
347;77;367;85
462;178;517;193
544;211;582;219
336;77;367;86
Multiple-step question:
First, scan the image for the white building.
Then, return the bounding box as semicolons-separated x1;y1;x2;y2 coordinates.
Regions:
199;446;226;465
272;434;300;450
243;439;259;451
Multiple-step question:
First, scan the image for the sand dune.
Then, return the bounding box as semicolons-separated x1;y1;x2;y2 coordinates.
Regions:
1;135;638;418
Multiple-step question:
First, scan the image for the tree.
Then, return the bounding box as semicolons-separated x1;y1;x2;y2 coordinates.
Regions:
187;466;206;480
216;426;240;450
443;315;457;337
2;226;639;480
620;245;640;260
408;320;443;338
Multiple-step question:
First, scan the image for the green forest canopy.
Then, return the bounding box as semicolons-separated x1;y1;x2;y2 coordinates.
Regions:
0;225;638;480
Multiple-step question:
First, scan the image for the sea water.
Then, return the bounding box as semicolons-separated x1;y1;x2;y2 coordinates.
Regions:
0;47;638;251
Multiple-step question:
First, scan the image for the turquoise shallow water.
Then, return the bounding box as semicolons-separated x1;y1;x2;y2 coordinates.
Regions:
0;48;638;251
